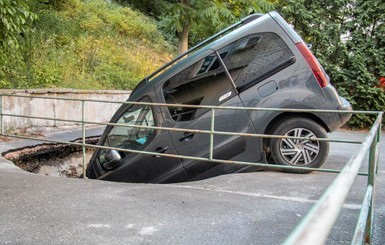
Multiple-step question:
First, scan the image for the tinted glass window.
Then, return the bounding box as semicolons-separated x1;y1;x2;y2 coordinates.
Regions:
163;53;234;122
221;32;294;89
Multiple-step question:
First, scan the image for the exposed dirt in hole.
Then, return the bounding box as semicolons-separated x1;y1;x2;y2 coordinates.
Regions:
2;137;99;178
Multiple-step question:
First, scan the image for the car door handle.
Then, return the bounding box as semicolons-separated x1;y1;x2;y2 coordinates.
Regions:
153;146;169;158
179;132;195;141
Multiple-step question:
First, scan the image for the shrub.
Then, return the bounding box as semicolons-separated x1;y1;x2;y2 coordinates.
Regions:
0;0;174;92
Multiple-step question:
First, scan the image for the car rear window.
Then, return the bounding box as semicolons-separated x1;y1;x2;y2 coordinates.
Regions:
221;32;294;90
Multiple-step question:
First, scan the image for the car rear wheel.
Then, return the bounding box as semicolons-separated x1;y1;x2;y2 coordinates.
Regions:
269;117;329;173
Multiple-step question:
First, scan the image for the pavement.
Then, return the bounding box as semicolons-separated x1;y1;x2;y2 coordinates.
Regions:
0;127;384;244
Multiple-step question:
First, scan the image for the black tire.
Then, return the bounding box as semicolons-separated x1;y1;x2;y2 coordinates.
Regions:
269;117;329;173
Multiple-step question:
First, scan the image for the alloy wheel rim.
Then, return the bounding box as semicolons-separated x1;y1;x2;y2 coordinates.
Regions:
279;128;320;166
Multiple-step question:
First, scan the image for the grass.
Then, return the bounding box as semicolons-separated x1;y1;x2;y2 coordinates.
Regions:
0;0;175;90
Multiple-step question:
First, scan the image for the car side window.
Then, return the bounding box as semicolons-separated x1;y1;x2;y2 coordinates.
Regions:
97;97;155;164
163;52;235;122
221;32;294;90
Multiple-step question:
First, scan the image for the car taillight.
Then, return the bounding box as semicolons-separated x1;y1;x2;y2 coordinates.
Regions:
296;42;328;88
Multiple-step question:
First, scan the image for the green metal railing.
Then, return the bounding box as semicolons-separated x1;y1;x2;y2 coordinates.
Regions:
283;112;382;245
0;93;382;244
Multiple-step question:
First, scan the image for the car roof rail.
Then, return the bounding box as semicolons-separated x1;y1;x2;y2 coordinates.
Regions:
241;13;264;24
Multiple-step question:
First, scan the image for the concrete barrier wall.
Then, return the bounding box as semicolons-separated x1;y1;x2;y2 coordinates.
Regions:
1;89;131;133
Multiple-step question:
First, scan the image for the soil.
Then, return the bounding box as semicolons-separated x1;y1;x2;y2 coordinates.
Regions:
2;137;99;177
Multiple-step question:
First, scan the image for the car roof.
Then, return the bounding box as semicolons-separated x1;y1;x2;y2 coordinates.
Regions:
131;11;296;98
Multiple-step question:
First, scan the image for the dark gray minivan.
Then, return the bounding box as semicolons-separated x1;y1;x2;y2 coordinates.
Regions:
86;11;351;183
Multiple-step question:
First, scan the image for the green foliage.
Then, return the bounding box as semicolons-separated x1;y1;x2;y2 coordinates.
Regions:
190;0;276;44
170;0;276;50
115;0;167;18
123;0;276;53
0;0;174;90
0;0;37;87
280;0;385;129
0;0;37;48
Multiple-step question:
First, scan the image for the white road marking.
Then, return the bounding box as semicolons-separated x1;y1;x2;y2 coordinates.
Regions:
87;224;111;228
139;226;157;235
170;184;362;210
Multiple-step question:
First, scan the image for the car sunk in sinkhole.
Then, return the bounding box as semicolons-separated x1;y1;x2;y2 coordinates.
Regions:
86;11;352;184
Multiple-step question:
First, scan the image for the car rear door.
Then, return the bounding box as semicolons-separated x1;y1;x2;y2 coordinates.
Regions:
154;50;261;180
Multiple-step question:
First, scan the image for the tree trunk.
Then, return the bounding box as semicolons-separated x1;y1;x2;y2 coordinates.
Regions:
177;0;191;55
178;24;190;55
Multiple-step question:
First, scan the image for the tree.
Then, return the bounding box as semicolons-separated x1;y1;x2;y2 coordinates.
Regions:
119;0;275;54
0;0;37;87
167;0;276;54
0;0;37;48
279;0;385;128
337;0;385;127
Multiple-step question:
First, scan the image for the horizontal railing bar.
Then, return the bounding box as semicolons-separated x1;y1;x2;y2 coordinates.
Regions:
0;93;379;114
1;113;82;124
0;133;369;176
82;120;362;144
283;112;382;245
1;113;363;144
351;185;373;245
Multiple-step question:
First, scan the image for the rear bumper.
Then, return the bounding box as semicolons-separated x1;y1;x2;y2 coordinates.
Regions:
319;85;352;131
337;96;352;126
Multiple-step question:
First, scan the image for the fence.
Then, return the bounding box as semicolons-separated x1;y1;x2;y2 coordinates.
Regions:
0;89;129;130
0;93;382;244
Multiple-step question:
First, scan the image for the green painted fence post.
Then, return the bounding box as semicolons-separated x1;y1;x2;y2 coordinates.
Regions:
0;95;2;136
82;100;87;179
209;109;215;161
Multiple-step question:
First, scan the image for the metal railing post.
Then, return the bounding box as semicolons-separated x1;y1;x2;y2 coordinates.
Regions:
375;114;382;174
363;140;376;244
81;100;87;179
352;185;373;245
0;95;3;136
209;109;215;161
364;112;382;243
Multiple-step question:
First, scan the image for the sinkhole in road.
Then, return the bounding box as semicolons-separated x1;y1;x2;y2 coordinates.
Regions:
2;137;99;178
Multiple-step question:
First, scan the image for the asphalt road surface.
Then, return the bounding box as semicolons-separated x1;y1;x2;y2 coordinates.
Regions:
0;128;384;244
